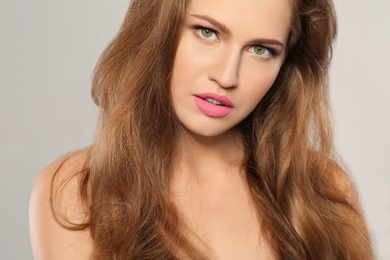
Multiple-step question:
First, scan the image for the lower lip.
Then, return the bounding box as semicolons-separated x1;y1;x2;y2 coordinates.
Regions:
194;96;233;117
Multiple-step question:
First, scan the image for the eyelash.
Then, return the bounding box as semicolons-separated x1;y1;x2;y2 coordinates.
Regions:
192;25;278;58
193;25;219;41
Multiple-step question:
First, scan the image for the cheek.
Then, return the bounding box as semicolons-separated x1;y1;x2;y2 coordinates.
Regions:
241;62;282;105
170;34;200;108
171;49;187;85
171;33;205;84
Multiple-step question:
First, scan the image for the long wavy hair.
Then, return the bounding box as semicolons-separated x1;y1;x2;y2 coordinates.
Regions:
52;0;373;259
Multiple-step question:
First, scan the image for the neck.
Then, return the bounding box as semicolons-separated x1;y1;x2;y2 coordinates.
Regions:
174;127;245;178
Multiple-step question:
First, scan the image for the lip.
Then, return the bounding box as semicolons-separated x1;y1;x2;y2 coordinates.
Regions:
195;93;234;107
194;92;234;117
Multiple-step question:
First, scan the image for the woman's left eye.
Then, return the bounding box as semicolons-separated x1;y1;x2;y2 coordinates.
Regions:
249;46;271;58
195;27;218;40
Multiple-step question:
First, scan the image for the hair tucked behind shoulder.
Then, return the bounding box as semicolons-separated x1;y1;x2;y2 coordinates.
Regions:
51;0;374;259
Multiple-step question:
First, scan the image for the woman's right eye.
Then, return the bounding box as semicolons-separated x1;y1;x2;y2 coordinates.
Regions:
194;26;218;41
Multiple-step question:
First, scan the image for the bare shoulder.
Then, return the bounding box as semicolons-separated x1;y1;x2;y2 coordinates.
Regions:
29;148;93;260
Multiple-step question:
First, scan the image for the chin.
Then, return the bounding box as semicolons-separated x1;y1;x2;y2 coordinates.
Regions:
181;124;237;139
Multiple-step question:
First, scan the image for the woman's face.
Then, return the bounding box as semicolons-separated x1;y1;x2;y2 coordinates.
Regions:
171;0;291;138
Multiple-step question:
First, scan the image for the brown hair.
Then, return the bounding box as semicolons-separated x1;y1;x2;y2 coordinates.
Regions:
53;0;374;258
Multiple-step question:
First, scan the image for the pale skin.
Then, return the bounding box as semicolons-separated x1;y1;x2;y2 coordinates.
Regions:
170;0;290;256
30;151;93;259
29;0;366;259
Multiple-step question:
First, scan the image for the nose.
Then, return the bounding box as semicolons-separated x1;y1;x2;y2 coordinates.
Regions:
208;47;240;89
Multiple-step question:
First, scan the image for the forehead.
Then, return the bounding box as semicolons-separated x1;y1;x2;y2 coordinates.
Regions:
187;0;292;43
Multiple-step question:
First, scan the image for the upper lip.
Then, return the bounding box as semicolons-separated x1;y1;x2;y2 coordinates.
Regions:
195;92;234;107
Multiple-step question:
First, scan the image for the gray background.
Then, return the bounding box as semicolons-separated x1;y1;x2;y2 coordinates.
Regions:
0;0;388;259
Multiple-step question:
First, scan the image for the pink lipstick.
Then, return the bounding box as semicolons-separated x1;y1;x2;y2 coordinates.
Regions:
194;93;233;117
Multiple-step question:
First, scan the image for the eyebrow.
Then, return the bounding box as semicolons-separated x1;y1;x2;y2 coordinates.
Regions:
190;14;285;48
248;39;285;48
190;14;231;35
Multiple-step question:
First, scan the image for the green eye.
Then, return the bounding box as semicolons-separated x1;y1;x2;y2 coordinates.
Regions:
201;28;214;38
250;45;271;58
254;46;266;55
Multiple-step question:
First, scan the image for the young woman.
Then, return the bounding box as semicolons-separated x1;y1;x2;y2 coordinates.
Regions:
30;0;374;259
